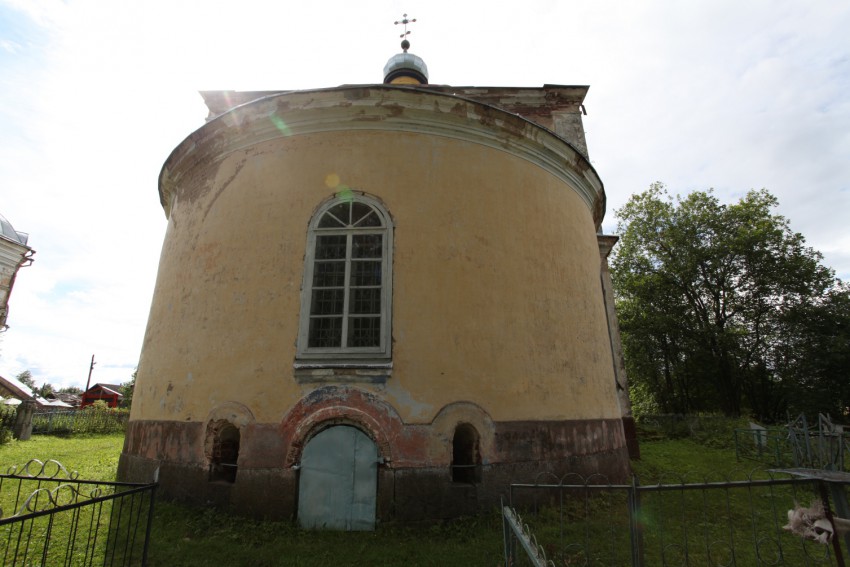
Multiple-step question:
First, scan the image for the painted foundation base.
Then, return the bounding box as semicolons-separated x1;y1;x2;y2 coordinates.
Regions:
622;416;641;460
118;417;631;521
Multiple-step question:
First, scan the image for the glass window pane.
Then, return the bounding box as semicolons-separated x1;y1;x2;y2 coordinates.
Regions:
315;235;347;259
317;210;345;228
350;202;373;226
309;317;342;347
347;317;381;347
310;289;344;315
350;261;382;286
352;234;382;258
355;210;382;227
313;261;345;287
351;288;381;314
320;203;350;227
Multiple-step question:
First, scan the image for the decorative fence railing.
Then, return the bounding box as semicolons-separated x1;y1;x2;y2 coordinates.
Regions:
31;409;129;435
736;414;849;472
504;470;850;567
0;459;156;566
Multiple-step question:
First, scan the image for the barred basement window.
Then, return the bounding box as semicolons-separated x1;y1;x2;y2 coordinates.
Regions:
452;423;481;484
207;420;240;483
297;194;393;361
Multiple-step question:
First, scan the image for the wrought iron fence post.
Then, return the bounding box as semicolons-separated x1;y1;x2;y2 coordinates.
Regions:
827;478;850;563
501;501;516;567
628;476;644;567
734;429;740;461
803;414;813;466
816;480;847;567
141;483;157;567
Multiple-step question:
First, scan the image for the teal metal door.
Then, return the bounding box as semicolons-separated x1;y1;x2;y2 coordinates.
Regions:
298;425;378;530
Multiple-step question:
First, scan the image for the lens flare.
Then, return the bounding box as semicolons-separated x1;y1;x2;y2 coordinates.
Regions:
336;186;354;202
323;172;352;200
325;173;340;188
270;115;291;135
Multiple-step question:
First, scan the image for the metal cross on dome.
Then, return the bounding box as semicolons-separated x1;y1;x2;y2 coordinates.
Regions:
394;13;417;39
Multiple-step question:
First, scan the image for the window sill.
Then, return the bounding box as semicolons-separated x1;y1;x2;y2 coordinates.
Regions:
293;361;392;384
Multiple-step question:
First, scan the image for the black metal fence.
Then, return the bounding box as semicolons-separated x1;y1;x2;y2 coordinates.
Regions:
0;459;156;566
505;471;849;566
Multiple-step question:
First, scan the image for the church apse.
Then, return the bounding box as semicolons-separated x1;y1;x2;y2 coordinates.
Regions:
118;34;632;522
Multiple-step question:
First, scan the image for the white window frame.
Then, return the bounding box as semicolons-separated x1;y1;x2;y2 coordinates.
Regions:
296;193;393;363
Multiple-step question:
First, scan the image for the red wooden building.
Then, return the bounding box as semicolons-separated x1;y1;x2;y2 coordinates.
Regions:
80;383;124;408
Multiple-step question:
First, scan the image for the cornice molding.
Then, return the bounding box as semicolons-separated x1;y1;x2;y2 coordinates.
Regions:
160;86;605;225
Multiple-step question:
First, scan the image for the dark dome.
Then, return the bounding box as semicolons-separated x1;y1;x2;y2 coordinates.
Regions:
383;52;429;85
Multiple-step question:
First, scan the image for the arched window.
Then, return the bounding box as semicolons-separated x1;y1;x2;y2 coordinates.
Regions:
297;194;393;360
452;423;481;484
206;420;240;483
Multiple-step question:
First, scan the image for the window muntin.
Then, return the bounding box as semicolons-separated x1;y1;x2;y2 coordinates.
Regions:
298;195;392;359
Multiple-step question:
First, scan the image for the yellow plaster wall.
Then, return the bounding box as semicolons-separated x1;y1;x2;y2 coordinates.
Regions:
133;129;619;425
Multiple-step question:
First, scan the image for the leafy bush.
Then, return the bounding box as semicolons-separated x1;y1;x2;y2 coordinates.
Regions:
0;404;16;444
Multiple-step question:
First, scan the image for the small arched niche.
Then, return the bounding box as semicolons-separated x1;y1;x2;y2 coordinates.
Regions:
205;419;240;483
452;423;481;484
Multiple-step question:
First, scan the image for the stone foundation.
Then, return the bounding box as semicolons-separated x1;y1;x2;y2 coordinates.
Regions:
119;416;630;521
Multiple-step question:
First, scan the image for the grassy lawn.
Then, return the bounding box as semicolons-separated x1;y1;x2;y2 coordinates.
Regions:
151;504;503;567
633;437;746;481
0;433;124;480
0;430;836;566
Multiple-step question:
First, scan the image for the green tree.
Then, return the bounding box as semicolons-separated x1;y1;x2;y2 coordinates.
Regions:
612;184;843;421
37;382;55;398
119;368;136;409
58;386;83;395
774;284;850;418
15;370;36;393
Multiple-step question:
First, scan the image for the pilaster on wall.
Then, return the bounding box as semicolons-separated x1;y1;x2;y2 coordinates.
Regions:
598;235;640;459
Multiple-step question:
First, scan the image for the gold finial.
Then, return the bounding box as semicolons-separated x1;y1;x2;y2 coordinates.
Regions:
394;13;417;52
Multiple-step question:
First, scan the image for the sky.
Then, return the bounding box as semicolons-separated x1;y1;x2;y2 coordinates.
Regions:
0;0;848;391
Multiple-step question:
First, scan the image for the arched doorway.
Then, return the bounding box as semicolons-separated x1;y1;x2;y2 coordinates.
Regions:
297;425;378;530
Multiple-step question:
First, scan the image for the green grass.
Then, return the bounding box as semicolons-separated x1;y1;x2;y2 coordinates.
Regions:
0;434;135;566
0;433;124;480
151;505;503;567
632;438;751;481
